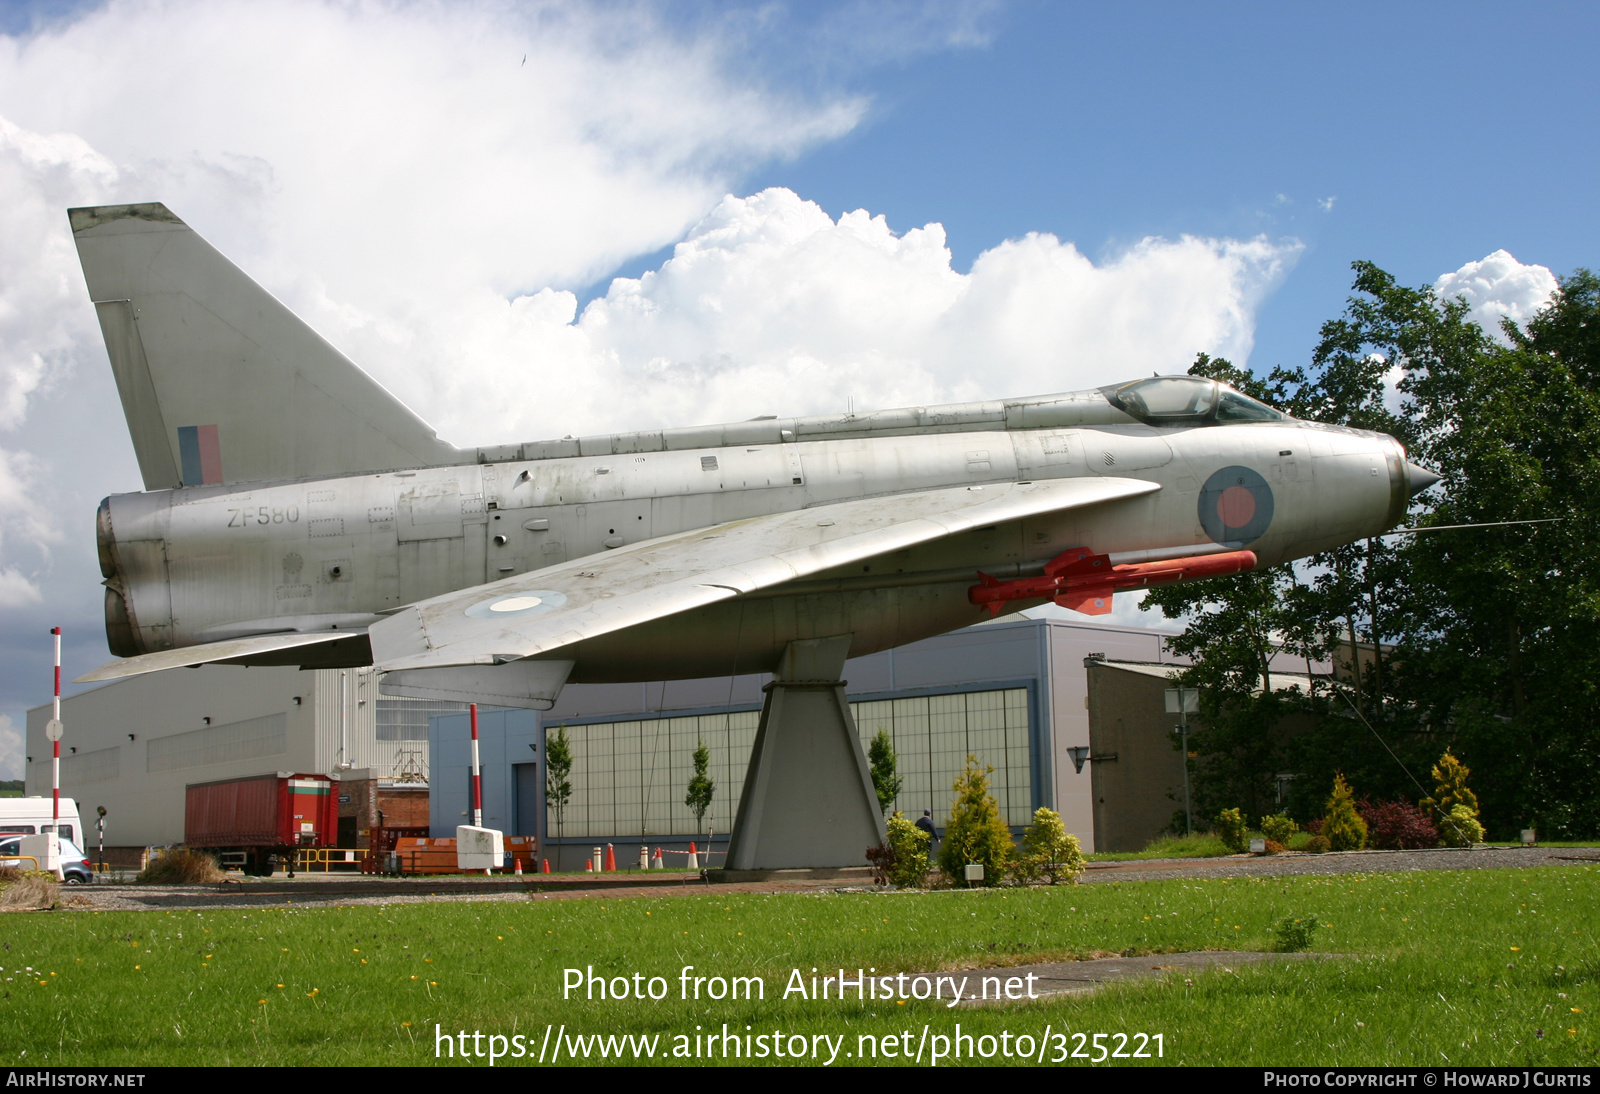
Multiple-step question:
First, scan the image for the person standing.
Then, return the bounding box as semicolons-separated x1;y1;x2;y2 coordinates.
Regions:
915;809;937;847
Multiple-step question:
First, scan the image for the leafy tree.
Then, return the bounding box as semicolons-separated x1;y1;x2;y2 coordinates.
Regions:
1322;774;1368;852
544;726;574;840
1151;266;1600;839
1013;807;1085;885
867;728;902;816
937;755;1013;887
1391;269;1600;837
684;739;715;833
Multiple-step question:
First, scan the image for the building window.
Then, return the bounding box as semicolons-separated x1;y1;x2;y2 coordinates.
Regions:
378;699;469;742
546;687;1032;839
851;689;1033;828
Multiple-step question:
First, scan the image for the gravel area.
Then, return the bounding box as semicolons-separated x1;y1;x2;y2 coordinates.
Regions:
1079;845;1600;884
50;845;1599;913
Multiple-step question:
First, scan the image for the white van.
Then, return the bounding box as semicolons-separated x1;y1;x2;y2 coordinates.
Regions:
0;797;83;846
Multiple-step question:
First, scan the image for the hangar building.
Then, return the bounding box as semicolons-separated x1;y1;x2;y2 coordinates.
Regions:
27;616;1322;860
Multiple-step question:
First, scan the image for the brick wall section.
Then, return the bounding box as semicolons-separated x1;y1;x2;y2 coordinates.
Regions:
376;789;429;831
337;778;428;847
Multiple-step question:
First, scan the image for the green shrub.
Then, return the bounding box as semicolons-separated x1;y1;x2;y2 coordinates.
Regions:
1214;807;1249;853
1014;806;1085;885
1273;915;1321;952
1323;774;1368;851
884;811;931;887
1261;813;1298;845
937;755;1013;887
1422;750;1483;847
1441;803;1485;847
1303;834;1331;853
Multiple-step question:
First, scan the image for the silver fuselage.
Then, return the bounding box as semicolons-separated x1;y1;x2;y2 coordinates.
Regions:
97;386;1408;681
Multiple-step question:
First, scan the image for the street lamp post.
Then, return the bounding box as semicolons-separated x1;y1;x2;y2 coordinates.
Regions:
1165;687;1199;836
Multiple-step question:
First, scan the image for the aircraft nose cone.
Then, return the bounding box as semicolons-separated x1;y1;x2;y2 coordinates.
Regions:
1406;462;1442;496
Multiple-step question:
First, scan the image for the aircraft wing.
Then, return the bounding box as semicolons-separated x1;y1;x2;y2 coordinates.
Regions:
368;477;1160;675
77;630;359;683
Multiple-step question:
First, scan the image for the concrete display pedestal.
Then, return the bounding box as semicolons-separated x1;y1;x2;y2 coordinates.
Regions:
725;636;887;870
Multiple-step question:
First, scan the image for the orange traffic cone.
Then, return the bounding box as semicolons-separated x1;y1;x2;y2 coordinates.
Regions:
651;847;664;869
604;843;616;872
542;858;550;874
687;841;699;870
514;857;523;876
585;858;593;872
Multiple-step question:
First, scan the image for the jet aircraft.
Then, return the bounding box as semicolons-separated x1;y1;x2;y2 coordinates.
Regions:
70;203;1438;867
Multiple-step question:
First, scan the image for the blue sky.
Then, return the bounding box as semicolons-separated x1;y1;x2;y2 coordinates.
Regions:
0;0;1593;772
738;1;1598;372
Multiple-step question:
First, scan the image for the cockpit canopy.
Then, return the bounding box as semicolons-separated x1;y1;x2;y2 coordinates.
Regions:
1102;375;1285;426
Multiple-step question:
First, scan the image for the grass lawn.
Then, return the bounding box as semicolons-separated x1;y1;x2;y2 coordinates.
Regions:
1;864;1597;1066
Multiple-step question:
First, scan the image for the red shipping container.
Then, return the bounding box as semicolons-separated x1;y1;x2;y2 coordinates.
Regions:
185;773;337;873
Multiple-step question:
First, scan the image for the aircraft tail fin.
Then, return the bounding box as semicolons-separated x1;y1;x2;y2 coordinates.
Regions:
70;203;462;490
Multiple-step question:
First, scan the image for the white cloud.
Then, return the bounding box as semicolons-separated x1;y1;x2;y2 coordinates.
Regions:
402;188;1301;444
0;115;119;431
1318;196;1336;212
1434;250;1558;344
0;0;878;423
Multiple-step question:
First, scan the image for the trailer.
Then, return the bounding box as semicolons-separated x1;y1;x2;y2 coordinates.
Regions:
185;772;337;876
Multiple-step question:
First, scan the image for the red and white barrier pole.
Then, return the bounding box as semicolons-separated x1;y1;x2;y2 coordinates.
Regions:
469;703;483;829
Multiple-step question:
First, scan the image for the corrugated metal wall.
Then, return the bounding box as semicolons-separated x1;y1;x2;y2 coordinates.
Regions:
310;668;450;780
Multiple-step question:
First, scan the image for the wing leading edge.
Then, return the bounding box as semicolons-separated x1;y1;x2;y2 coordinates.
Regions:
77;630;360;683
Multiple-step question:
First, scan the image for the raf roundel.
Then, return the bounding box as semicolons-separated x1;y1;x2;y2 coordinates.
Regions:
464;590;568;620
1198;465;1274;547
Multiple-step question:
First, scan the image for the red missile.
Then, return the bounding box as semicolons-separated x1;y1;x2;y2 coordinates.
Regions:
968;546;1258;616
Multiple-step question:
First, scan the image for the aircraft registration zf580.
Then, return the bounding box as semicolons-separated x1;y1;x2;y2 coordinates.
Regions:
75;203;1438;703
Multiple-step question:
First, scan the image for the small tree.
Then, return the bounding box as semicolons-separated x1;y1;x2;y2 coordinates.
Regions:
1421;749;1483;846
1214;807;1249;853
867;728;902;816
545;726;574;840
937;755;1013;886
1323;774;1368;851
884;811;931;887
685;739;715;833
1014;806;1085;885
